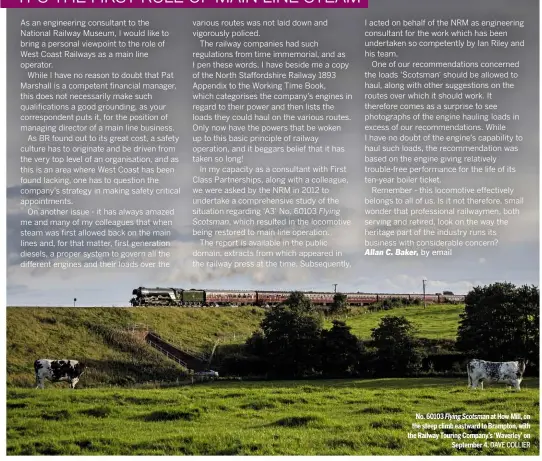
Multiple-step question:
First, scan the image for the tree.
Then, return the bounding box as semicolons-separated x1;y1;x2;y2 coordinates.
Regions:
245;329;267;357
456;283;539;366
248;292;322;377
279;291;313;313
371;316;423;377
320;320;363;377
514;284;539;367
328;293;348;317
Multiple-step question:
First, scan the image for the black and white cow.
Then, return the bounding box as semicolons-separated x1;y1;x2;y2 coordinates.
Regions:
467;359;527;390
34;359;86;389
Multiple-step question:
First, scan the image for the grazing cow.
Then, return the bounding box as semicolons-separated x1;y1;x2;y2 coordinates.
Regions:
34;359;85;389
467;359;527;390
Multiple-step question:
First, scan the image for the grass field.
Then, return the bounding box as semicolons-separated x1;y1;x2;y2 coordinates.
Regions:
7;304;539;455
7;378;539;456
7;304;463;387
7;306;264;387
334;304;463;340
7;305;264;355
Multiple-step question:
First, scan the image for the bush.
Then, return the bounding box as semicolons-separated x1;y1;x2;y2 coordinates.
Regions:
249;292;323;378
219;353;268;377
457;282;539;370
328;293;348;317
422;353;468;373
367;296;421;311
371;316;424;377
320;321;364;377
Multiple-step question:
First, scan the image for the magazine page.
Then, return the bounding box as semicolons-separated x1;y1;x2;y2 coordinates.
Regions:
1;0;539;456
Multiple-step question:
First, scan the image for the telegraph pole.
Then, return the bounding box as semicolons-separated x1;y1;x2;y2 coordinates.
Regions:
333;284;338;293
422;280;427;309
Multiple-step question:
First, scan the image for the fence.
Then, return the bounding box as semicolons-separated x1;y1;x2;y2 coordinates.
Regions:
126;324;249;367
214;332;249;344
175;343;207;362
146;339;188;368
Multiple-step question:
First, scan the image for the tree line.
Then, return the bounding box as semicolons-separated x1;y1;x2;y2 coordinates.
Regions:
219;282;539;379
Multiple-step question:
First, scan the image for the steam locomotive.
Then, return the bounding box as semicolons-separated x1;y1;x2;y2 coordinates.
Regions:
130;287;465;307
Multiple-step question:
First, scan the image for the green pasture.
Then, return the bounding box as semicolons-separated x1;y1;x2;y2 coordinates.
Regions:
7;378;539;455
7;304;463;387
7;306;264;386
338;304;463;340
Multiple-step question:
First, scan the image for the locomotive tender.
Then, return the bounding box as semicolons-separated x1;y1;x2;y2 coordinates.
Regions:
130;287;465;307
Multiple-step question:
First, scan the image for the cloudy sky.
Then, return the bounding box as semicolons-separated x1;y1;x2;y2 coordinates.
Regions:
6;0;538;306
